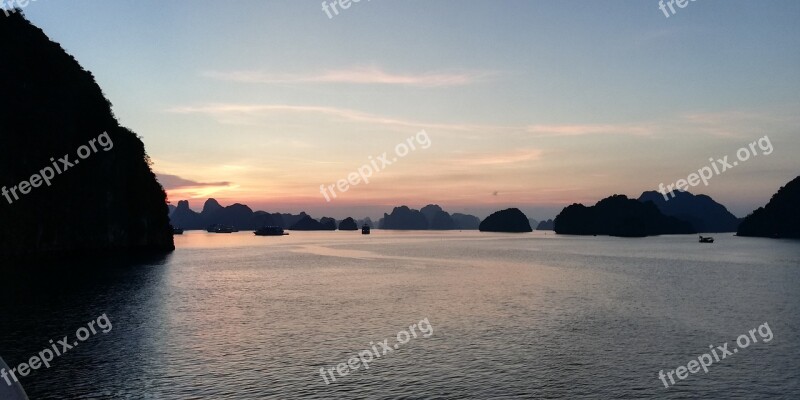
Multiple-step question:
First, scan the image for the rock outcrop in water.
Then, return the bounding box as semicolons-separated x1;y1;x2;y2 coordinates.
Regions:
379;205;480;230
479;208;533;232
737;176;800;238
452;213;481;230
638;191;739;232
380;206;430;230
421;205;456;230
289;215;327;231
320;217;337;230
0;12;174;259
554;195;695;237
338;217;358;230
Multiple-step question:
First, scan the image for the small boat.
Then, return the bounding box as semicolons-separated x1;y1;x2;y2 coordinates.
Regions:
362;224;371;235
254;226;288;236
172;227;184;235
0;357;29;399
699;235;714;243
207;224;238;233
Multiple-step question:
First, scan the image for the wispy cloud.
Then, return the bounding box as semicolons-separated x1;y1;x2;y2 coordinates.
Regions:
452;149;544;166
525;123;654;137
167;103;649;139
156;173;231;190
166;103;512;133
202;66;495;87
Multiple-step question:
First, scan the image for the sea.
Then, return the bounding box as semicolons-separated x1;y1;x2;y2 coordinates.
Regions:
1;231;798;399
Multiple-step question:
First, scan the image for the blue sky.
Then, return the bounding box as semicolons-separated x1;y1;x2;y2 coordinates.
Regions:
20;0;800;219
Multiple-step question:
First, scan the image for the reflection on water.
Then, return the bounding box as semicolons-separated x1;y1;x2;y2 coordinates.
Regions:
0;231;798;399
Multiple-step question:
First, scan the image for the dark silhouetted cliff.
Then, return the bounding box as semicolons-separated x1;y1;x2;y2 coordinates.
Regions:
0;13;173;259
737;176;800;238
554;195;695;237
638;191;739;232
479;208;533;232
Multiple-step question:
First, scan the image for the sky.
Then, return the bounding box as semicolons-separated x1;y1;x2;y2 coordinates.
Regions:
19;0;800;220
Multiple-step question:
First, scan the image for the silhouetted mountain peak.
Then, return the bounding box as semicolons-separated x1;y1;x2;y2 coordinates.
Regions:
202;198;224;215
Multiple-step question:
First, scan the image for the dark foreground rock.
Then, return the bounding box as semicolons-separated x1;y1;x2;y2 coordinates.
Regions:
737;176;800;238
0;13;173;259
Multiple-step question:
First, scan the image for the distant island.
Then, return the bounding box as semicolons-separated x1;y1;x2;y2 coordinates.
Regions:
170;198;367;232
737;176;800;238
555;195;695;237
379;205;481;230
479;208;533;233
0;13;173;260
638;191;740;232
536;219;555;231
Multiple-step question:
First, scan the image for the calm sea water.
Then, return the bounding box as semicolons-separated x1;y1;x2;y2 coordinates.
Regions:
1;231;798;399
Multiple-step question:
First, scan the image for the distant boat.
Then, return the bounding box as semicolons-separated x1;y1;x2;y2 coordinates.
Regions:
254;226;288;236
172;227;184;235
362;224;371;235
207;224;238;233
699;235;714;243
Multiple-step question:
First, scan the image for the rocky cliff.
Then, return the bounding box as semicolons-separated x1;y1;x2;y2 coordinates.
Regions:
0;13;173;259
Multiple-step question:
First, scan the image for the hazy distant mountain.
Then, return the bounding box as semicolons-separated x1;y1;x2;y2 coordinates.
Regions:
290;215;327;231
170;200;202;229
380;205;479;230
555;195;695;237
338;217;358;230
528;219;538;229
737;176;800;238
479;208;533;232
452;213;481;230
320;217;337;230
638;191;739;232
421;205;456;230
380;206;429;230
169;198;309;230
357;217;374;228
536;219;555;230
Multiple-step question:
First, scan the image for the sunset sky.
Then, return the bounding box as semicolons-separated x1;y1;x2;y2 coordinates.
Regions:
22;0;800;220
